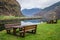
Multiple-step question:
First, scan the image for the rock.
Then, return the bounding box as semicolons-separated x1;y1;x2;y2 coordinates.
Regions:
0;0;23;17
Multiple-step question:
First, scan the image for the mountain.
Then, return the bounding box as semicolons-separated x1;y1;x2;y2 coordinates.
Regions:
55;6;60;19
22;8;42;16
34;1;60;19
43;1;60;11
0;0;23;17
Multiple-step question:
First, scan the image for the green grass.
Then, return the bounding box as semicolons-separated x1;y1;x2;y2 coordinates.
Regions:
0;15;25;20
0;21;60;40
0;15;20;20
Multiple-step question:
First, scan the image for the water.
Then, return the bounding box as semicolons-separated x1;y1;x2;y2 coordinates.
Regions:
23;19;40;23
21;19;41;25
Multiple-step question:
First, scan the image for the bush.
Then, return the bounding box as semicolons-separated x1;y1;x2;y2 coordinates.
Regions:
0;24;5;31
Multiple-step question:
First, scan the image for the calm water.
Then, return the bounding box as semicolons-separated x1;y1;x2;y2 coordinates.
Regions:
21;19;41;25
22;19;40;23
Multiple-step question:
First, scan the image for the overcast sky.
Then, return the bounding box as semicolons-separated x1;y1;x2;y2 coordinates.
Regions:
17;0;60;10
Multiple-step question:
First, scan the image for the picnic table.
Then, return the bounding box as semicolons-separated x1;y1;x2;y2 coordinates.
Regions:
5;23;37;37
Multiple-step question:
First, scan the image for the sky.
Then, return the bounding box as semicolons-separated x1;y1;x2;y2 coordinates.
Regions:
17;0;60;10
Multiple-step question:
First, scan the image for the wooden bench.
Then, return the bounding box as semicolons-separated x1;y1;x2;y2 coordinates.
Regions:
19;24;37;37
5;23;37;37
5;23;20;34
47;19;57;24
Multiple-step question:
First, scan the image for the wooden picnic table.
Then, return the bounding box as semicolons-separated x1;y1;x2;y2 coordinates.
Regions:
5;23;37;37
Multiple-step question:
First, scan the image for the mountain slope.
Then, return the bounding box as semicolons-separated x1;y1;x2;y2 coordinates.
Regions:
34;1;60;19
22;8;42;16
0;0;23;17
43;1;60;11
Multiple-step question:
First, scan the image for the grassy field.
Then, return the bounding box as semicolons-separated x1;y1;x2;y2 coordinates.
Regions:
0;21;60;40
0;15;20;20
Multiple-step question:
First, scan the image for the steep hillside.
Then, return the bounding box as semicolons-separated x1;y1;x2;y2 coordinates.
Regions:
0;0;23;17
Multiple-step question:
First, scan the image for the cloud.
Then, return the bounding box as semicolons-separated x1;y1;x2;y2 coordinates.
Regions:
17;0;60;10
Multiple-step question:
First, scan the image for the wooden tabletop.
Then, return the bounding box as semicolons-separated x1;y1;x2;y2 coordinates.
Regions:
13;24;37;28
5;23;38;28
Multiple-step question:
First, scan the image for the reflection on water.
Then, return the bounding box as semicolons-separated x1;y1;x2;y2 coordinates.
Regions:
21;19;43;25
23;19;40;23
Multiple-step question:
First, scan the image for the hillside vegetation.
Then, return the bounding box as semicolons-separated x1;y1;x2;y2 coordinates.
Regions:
0;0;23;16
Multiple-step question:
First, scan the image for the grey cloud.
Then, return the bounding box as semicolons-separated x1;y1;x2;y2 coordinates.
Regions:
17;0;60;10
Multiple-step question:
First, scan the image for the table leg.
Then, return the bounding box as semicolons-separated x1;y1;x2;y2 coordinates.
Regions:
6;29;11;34
20;28;25;37
13;28;17;35
32;26;37;34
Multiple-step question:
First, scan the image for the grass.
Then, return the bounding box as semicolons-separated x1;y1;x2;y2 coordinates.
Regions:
0;21;60;40
0;15;33;20
0;15;25;20
0;15;20;20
